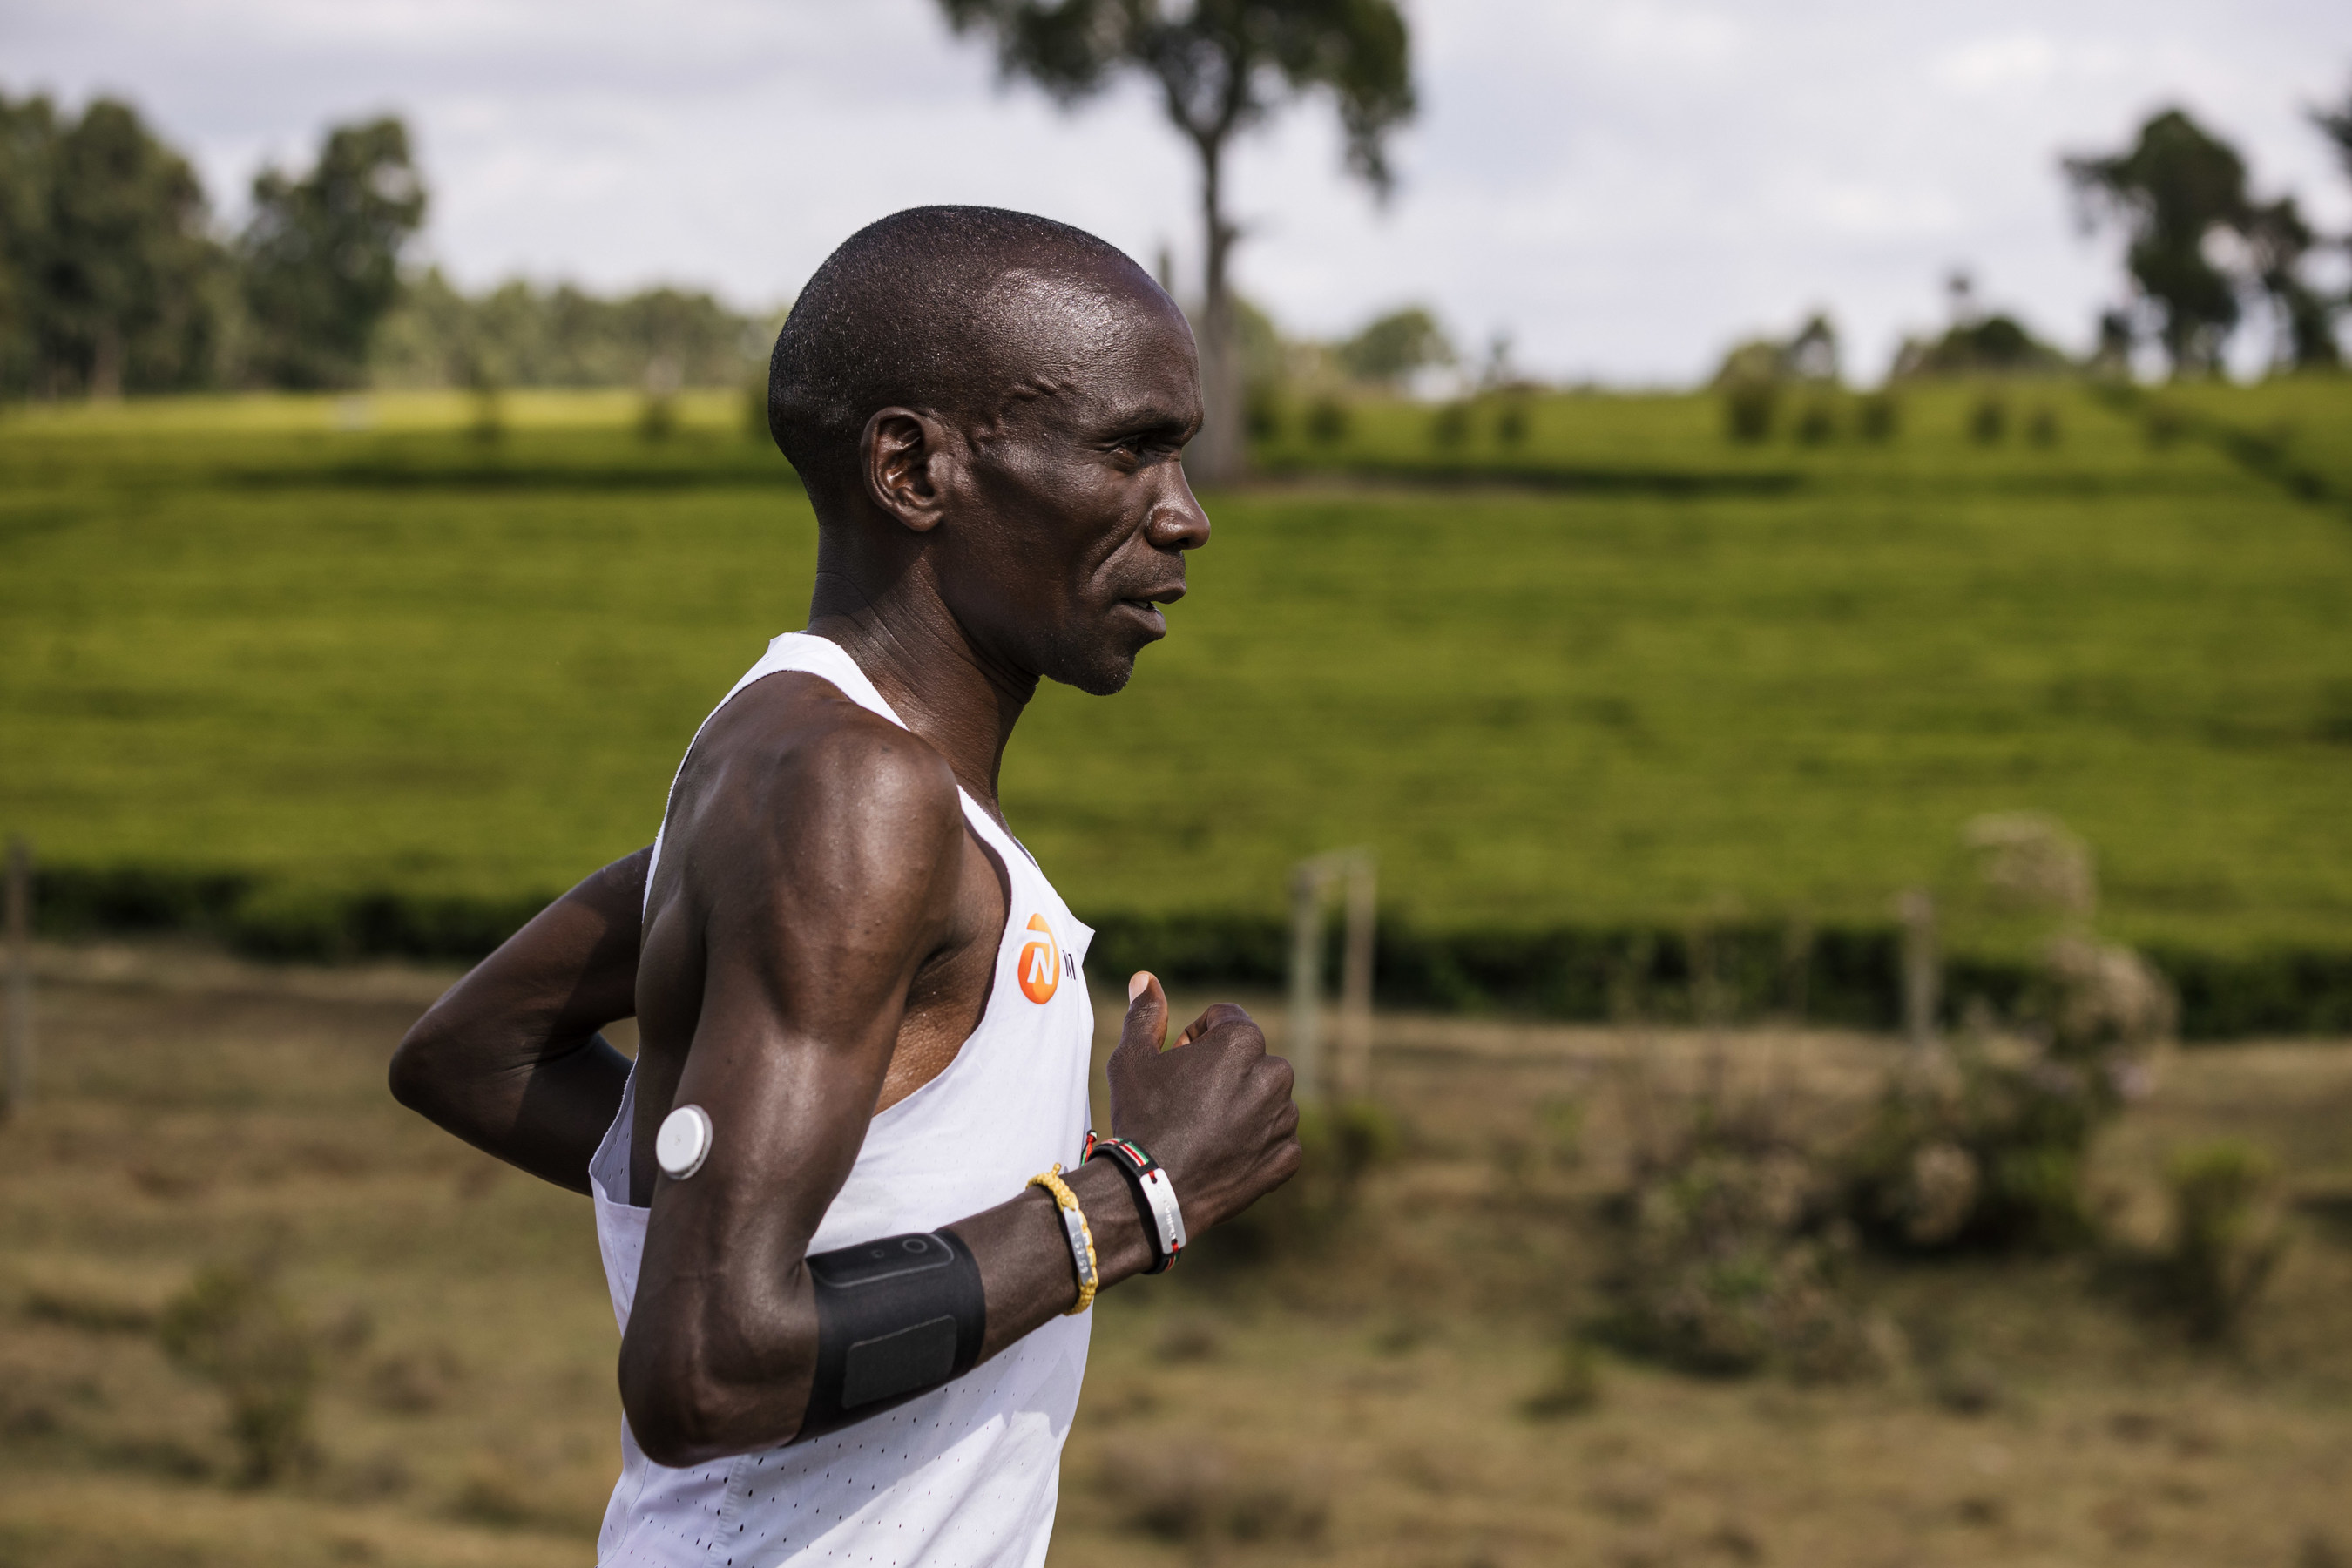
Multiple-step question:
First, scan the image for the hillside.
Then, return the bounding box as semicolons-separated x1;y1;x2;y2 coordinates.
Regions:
1;379;2348;976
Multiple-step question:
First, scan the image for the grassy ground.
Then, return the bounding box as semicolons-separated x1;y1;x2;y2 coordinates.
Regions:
2;948;2349;1566
2;382;2349;953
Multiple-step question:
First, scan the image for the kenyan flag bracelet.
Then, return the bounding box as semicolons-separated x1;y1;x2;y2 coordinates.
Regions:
1082;1132;1187;1273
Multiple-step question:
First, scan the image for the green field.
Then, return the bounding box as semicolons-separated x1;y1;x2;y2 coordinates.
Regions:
2;378;2349;959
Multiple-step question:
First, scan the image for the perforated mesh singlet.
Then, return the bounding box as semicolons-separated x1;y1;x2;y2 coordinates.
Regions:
589;632;1096;1568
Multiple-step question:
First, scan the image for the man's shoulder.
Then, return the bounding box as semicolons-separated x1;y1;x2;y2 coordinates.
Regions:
685;672;965;870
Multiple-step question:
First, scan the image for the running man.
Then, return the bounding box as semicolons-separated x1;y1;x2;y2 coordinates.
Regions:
389;206;1301;1567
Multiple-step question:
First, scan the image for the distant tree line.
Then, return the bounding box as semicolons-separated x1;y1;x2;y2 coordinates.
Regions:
1713;91;2352;389
372;272;774;393
0;92;766;401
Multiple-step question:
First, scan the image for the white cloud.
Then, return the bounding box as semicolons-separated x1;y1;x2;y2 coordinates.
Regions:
1934;32;2066;94
3;0;2347;382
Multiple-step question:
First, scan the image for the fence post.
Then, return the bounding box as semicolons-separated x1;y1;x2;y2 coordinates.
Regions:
1897;887;1939;1051
1335;855;1377;1103
1287;861;1325;1104
4;835;30;1119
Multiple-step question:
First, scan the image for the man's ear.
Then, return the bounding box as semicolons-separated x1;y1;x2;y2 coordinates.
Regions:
860;407;956;534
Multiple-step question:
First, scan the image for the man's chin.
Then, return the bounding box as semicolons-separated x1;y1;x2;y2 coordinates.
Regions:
1035;621;1156;696
1058;655;1136;697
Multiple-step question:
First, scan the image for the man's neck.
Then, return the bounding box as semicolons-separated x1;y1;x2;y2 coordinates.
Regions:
806;570;1034;821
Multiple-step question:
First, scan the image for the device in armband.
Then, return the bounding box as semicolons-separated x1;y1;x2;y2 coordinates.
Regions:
803;1231;985;1434
1083;1132;1186;1273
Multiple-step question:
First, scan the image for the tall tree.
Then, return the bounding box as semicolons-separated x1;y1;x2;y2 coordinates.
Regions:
2244;195;2339;370
2065;109;2253;375
938;0;1414;483
0;94;59;396
239;117;426;389
2315;81;2352;182
0;94;222;398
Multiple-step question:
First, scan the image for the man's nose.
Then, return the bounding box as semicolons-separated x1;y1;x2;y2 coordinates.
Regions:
1148;468;1212;552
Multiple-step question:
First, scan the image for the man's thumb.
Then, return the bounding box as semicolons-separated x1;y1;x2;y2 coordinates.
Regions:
1119;971;1169;1055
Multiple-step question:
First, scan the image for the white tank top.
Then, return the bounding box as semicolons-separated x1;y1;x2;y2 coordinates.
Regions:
589;632;1097;1568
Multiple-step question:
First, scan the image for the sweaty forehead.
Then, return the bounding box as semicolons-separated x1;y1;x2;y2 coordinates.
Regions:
972;267;1193;415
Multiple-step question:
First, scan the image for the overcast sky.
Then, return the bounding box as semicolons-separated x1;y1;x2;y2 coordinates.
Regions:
7;0;2349;383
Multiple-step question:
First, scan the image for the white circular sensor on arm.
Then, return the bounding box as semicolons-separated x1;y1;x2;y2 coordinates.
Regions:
655;1104;713;1181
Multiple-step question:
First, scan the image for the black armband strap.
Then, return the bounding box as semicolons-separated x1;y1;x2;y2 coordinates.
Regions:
802;1231;985;1436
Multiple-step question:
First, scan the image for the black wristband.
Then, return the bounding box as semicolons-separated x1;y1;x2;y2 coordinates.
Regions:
1084;1133;1181;1273
802;1230;985;1437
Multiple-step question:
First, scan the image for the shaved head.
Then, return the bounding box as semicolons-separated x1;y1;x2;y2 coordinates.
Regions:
767;206;1176;506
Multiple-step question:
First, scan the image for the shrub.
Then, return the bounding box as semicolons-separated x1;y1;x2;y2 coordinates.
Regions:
1495;398;1531;447
1969;393;2008;444
1093;1441;1326;1549
2160;1140;2285;1342
465;386;504;444
1429;401;1470;449
1794;398;1838;445
1594;1084;1877;1380
635;392;676;443
453;1456;537;1528
2026;404;2061;446
1243;382;1283;442
1848;816;2174;1255
1857;392;1901;442
1846;1012;2153;1254
157;1260;317;1484
1304;394;1350;445
1520;1339;1602;1417
1722;379;1778;443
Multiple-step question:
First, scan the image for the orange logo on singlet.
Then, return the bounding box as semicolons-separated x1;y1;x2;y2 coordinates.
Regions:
1017;913;1060;1004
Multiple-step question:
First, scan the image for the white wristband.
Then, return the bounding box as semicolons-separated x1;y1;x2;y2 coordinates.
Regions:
1136;1166;1187;1260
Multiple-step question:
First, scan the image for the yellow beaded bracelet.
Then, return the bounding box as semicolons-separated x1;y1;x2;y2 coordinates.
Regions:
1027;1164;1099;1315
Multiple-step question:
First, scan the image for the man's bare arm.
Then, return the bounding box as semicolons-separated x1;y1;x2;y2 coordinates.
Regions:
618;721;1297;1465
389;848;649;1194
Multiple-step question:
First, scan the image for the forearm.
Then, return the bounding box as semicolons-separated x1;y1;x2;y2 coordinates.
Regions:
397;1026;632;1193
625;1157;1154;1463
950;1158;1152;1357
390;848;649;1191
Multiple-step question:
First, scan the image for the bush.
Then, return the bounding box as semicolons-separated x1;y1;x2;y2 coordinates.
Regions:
1594;1085;1878;1381
2160;1140;2284;1342
2026;404;2061;446
465;386;504;445
1969;393;2008;444
1092;1440;1327;1550
1520;1338;1602;1417
636;392;676;443
1848;912;2174;1254
157;1260;317;1484
1304;395;1350;445
1794;398;1838;445
1494;398;1531;447
28;863;2352;1038
1429;401;1470;449
1857;392;1901;442
1722;379;1778;443
1243;383;1283;442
